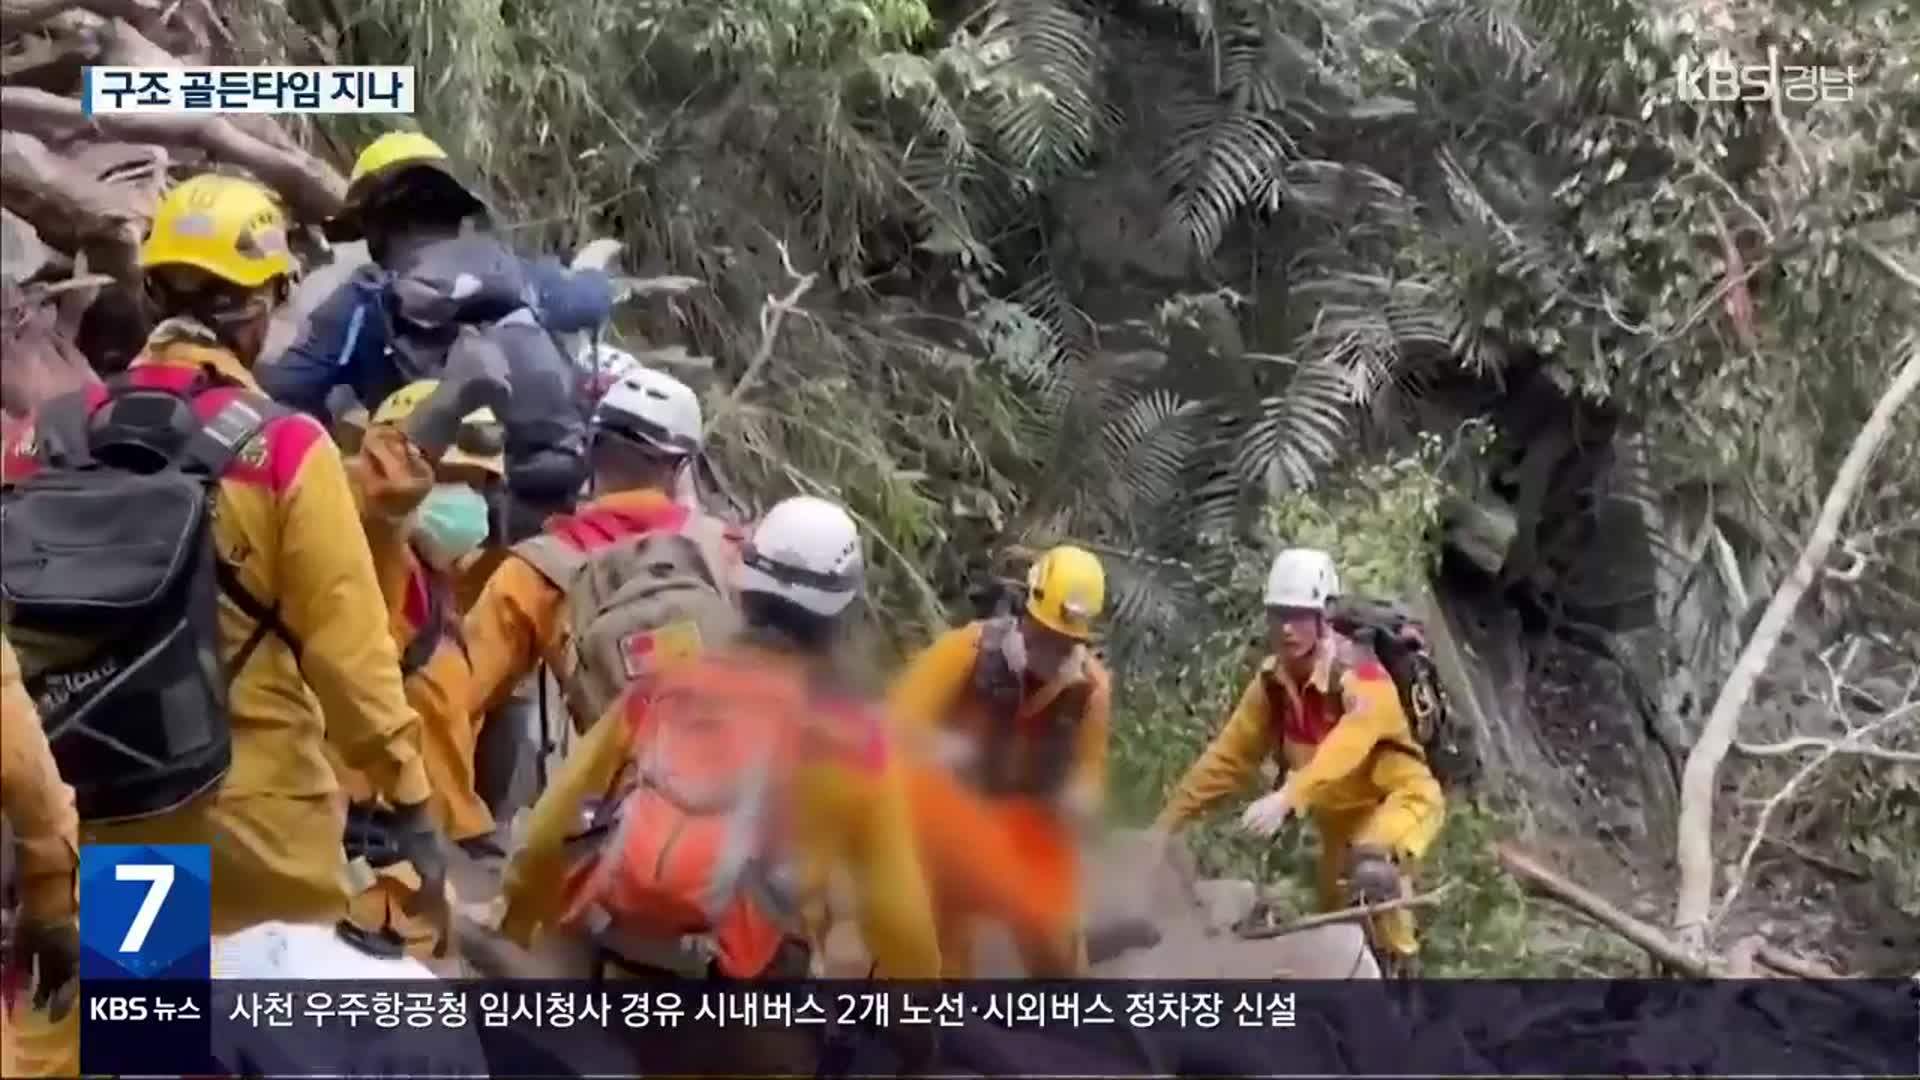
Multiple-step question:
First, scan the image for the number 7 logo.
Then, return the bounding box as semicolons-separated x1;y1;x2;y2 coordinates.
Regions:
115;863;175;953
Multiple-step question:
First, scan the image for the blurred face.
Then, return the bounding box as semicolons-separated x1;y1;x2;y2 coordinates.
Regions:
1020;616;1079;679
1266;606;1324;667
590;432;685;495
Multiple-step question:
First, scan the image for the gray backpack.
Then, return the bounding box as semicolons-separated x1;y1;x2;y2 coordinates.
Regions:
513;516;742;733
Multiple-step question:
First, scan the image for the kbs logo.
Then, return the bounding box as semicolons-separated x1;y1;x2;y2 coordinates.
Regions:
88;995;150;1021
1673;46;1855;104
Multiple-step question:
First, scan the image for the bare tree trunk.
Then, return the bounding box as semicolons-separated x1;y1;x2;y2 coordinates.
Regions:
1671;340;1920;955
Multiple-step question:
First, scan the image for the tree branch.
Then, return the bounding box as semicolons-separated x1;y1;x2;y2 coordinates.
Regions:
1716;704;1918;930
1497;843;1723;977
0;129;143;280
0;86;343;222
0;0;159;36
1235;881;1456;939
96;16;315;159
1671;341;1920;956
1733;726;1920;766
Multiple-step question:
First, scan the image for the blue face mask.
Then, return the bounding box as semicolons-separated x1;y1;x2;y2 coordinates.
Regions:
413;483;491;569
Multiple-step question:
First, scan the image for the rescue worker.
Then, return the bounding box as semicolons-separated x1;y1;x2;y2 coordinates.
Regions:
1148;548;1444;975
260;131;615;422
887;544;1113;977
1;635;79;1077
458;366;728;749
334;379;512;962
261;131;608;538
1;175;448;1074
492;495;941;990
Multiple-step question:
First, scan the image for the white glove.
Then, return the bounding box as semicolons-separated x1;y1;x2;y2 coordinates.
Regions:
1058;783;1102;833
933;730;978;771
1239;790;1295;839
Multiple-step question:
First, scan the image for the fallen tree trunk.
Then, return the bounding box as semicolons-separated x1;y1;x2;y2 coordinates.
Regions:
0;128;143;280
1;16;106;89
0;86;343;221
1496;843;1723;977
0;0;160;36
95;15;316;160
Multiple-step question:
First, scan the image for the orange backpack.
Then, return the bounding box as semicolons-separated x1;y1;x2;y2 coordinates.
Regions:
556;656;812;979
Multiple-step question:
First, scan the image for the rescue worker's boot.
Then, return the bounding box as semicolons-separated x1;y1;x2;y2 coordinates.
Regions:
405;327;511;461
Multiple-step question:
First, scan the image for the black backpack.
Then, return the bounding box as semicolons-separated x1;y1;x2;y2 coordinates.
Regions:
0;376;298;822
1328;595;1470;785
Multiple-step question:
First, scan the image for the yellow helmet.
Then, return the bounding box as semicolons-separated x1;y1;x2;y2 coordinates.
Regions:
349;131;452;186
371;380;505;478
139;174;294;288
330;131;484;243
1025;545;1106;640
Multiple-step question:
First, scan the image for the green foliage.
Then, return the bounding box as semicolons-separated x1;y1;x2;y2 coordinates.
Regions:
255;0;1920;971
1267;438;1448;599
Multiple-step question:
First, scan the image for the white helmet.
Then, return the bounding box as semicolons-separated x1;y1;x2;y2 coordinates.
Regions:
737;495;864;617
594;366;703;457
1264;548;1340;610
578;341;644;383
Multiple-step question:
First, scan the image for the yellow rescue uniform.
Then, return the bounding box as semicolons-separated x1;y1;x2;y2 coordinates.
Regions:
1156;633;1444;958
1;327;430;1074
0;636;80;1079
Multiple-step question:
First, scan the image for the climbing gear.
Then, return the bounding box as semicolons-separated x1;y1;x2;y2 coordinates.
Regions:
513;519;741;734
593;367;703;458
369;377;508;476
413;483;493;569
1264;548;1340;610
735;496;864;618
1024;545;1104;640
1329;595;1458;781
965;616;1092;798
556;659;815;980
1;377;296;822
139;175;294;289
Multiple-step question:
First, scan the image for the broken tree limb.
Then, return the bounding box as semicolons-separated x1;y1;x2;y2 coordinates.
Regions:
1715;702;1919;930
1733;729;1920;765
0;86;344;221
96;17;313;159
0;0;160;36
1;16;106;89
1236;880;1456;939
0;129;143;280
1672;340;1920;956
1496;843;1723;977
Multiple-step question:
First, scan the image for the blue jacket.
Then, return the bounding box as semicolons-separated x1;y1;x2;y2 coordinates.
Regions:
259;255;614;418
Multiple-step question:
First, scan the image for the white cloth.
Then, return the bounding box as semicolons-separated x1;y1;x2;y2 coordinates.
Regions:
211;922;488;1077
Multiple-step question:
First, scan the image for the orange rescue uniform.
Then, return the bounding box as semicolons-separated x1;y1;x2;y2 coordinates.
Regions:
887;618;1110;976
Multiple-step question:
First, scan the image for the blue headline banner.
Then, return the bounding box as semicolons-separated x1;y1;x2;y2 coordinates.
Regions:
76;977;1916;1077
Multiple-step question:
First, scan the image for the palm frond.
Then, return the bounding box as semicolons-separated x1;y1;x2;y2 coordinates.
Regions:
1235;356;1354;493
